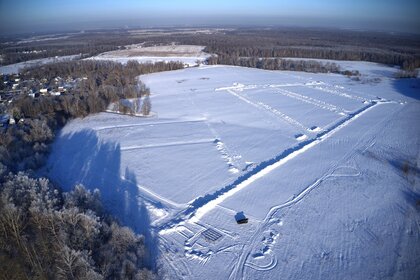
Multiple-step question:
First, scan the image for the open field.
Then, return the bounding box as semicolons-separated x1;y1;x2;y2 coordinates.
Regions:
88;44;211;66
45;62;420;279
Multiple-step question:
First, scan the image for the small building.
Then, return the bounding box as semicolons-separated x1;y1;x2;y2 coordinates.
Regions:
235;211;249;224
40;88;48;94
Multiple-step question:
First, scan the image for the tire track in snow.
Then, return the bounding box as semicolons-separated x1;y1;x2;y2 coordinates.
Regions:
157;101;378;234
229;101;403;279
120;138;215;151
94;118;206;131
256;102;310;132
305;82;367;102
275;87;347;114
224;88;310;133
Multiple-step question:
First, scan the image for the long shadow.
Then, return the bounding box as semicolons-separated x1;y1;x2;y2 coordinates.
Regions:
46;128;158;270
392;78;420;100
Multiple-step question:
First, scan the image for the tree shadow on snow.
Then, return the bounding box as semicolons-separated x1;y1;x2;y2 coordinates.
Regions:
402;188;420;209
392;78;420;100
46;128;158;270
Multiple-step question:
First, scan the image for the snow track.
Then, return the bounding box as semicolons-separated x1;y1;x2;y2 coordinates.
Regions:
157;101;378;233
274;87;347;114
305;82;367;102
229;102;404;280
223;88;310;132
121;138;215;151
256;102;310;132
94;118;206;131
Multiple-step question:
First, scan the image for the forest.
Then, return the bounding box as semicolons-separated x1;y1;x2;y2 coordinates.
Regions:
2;28;419;70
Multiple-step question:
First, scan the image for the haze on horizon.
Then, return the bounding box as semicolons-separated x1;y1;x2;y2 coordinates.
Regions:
1;0;419;35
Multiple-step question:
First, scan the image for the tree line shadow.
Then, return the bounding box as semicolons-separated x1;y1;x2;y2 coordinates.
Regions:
46;128;158;270
392;78;420;101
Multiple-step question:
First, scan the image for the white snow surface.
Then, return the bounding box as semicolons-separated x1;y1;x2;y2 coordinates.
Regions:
0;54;80;74
87;44;211;66
46;64;420;279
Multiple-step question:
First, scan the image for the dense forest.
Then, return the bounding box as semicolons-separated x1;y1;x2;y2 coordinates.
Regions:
2;28;419;70
137;28;420;70
0;60;183;279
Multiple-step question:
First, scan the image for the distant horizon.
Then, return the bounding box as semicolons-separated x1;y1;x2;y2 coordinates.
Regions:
1;21;420;38
1;0;420;36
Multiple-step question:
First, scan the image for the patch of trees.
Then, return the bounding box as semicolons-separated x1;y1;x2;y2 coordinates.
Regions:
0;118;54;171
395;69;419;79
0;172;156;279
1;59;183;172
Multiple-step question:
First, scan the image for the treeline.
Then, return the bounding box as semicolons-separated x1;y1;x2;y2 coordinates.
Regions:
208;46;419;70
206;56;358;75
0;172;156;279
0;45;116;65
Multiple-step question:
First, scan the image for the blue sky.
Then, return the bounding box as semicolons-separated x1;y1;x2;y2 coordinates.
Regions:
1;0;419;34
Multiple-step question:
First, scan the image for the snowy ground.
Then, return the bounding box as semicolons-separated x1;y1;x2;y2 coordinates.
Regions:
45;62;420;279
0;54;80;74
87;45;211;66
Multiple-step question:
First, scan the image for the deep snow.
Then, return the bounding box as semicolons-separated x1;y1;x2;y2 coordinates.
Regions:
46;63;420;279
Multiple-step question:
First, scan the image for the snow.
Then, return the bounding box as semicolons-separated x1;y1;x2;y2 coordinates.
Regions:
282;58;400;78
87;45;211;67
0;54;80;74
45;63;420;279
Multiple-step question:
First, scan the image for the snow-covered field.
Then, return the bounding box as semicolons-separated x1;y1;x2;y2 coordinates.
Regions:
87;45;211;66
45;62;420;279
0;54;80;74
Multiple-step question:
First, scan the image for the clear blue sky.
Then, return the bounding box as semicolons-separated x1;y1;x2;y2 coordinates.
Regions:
1;0;419;34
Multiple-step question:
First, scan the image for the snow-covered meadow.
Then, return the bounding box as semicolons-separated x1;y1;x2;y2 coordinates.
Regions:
46;62;420;279
87;45;211;66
